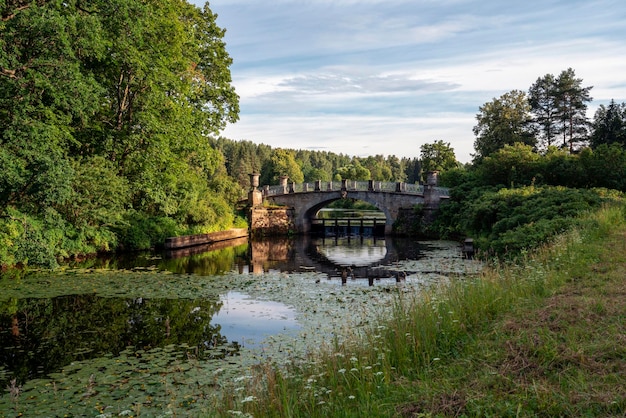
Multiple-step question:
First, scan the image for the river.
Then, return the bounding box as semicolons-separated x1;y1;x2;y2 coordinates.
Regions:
0;235;482;415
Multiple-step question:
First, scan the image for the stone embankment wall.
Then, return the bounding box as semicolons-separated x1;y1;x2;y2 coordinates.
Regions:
165;228;248;250
249;206;295;237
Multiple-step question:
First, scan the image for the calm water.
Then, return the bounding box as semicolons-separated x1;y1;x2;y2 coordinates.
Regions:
0;235;465;387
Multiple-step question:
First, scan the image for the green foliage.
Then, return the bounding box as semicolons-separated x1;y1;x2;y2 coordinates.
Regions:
590;99;626;148
0;205;124;268
116;212;181;251
472;90;536;162
458;186;606;256
360;155;393;181
579;144;626;190
59;156;130;228
260;148;305;185
327;199;379;211
0;1;241;266
419;140;459;175
476;143;541;187
529;68;592;150
335;160;371;181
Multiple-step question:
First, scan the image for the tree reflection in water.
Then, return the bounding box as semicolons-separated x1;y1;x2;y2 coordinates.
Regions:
0;295;233;386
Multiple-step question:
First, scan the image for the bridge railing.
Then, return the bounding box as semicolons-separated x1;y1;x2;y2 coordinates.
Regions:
262;180;449;197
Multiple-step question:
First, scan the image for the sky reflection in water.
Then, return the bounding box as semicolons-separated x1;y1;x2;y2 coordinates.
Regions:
212;291;300;348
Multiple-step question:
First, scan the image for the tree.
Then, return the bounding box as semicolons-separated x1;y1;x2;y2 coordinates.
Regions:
402;158;421;184
529;68;592;152
386;155;407;182
579;144;626;190
472;90;536;162
419;140;459;175
260;149;304;185
528;73;559;148
361;155;393;181
0;1;101;212
476;143;540;187
590;100;626;148
0;1;242;264
555;68;592;151
335;160;370;181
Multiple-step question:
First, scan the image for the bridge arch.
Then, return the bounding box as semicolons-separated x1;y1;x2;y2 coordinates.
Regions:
302;195;393;234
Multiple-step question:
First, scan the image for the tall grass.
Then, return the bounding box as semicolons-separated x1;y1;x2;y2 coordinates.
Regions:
216;203;626;417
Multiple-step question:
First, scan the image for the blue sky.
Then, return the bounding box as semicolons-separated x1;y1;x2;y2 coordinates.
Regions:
192;0;626;163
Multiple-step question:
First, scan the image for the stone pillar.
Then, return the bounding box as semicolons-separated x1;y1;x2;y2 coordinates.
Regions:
424;171;441;207
250;173;260;189
248;173;263;207
279;176;289;194
426;171;439;187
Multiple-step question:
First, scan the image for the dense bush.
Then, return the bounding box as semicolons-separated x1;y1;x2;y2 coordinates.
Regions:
437;185;615;257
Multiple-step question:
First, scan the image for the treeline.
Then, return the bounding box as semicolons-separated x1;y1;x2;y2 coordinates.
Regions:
209;137;433;189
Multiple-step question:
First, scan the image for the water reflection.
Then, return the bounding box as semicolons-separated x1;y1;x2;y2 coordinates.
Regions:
0;295;232;386
151;235;444;286
213;291;300;348
71;235;442;283
316;237;387;267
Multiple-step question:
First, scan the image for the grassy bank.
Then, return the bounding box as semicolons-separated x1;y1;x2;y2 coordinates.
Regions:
218;204;626;417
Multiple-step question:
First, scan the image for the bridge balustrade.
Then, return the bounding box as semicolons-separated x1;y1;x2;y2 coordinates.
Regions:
261;181;442;197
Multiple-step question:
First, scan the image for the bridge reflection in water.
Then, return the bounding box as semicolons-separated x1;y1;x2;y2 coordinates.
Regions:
245;235;424;286
161;233;451;287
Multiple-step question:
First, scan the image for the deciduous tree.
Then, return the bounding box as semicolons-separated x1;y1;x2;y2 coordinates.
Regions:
472;90;536;162
419;140;459;175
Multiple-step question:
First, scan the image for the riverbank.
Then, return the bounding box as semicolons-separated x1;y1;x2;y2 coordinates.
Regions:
219;204;626;417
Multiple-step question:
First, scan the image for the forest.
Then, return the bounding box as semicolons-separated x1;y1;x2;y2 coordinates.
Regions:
1;1;626;268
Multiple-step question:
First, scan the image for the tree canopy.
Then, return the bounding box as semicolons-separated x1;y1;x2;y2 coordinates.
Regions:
420;140;459;174
590;99;626;148
472;90;536;162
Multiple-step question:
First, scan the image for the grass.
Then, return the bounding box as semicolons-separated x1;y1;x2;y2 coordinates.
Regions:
218;204;626;417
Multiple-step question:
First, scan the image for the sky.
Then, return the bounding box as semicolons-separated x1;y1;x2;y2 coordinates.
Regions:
191;0;626;163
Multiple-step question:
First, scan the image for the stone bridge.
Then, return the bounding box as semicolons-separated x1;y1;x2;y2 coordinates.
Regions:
247;173;449;235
